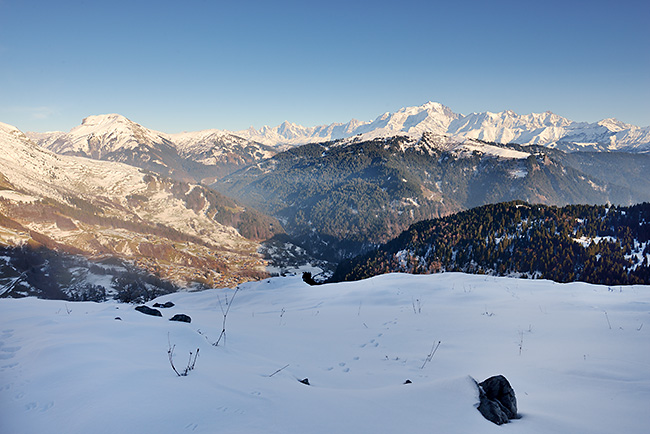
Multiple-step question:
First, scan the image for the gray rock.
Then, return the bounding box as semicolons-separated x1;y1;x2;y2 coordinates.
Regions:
476;375;518;424
477;395;510;425
135;305;162;317
153;301;175;308
169;314;192;323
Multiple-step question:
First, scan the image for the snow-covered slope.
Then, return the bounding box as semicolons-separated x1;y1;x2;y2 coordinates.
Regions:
335;132;533;160
448;110;650;152
28;114;278;182
0;121;267;287
0;121;236;245
170;129;275;163
2;121;145;203
26;114;196;181
39;113;173;157
168;129;277;182
1;272;648;434
235;102;650;152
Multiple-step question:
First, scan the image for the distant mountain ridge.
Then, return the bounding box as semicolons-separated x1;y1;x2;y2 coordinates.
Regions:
27;103;650;180
235;102;650;152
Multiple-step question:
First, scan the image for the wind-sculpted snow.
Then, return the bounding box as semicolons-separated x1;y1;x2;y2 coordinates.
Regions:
0;272;648;434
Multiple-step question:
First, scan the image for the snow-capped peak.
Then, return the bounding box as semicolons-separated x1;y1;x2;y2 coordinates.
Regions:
80;113;132;127
233;102;650;152
25;103;650;153
597;118;631;132
32;113;172;158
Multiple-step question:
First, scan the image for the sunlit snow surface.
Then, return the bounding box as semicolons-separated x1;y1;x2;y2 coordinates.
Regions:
1;273;649;434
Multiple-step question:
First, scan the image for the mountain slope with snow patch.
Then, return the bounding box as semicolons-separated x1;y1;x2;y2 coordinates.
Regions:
0;121;279;289
28;114;276;183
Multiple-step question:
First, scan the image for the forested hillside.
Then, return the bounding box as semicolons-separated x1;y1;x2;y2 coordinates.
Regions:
214;134;646;262
332;201;650;285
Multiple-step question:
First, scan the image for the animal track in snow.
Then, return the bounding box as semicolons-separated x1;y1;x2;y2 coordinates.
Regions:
360;337;380;348
0;346;20;360
1;362;19;370
0;329;19;360
23;399;53;412
215;406;245;415
39;401;54;412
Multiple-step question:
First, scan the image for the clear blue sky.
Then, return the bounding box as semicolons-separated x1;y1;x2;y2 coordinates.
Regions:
1;0;648;133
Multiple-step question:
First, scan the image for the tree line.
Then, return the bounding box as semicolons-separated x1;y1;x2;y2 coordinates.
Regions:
332;201;650;286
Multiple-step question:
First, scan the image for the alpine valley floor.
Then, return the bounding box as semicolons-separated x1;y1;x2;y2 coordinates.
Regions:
1;272;649;434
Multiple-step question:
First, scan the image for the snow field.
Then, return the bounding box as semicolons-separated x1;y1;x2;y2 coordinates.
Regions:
1;272;649;434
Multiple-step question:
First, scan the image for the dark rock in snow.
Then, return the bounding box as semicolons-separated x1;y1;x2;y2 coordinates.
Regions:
477;395;510;425
153;301;175;308
114;317;122;321
404;379;412;384
169;314;191;323
298;378;310;385
135;305;162;317
476;375;518;425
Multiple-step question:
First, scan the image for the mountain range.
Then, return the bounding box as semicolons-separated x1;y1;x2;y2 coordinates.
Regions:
0;121;281;298
234;102;650;152
26;103;650;188
27;114;276;184
4;101;650;295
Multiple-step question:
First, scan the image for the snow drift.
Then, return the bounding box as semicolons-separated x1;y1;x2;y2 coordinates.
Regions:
1;272;649;434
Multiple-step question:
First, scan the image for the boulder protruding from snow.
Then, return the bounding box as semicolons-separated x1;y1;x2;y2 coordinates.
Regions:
476;375;518;425
135;305;162;317
153;301;175;308
169;314;191;323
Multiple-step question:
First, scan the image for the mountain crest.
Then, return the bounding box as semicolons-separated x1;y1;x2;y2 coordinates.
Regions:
81;113;133;127
234;103;650;152
26;103;650;154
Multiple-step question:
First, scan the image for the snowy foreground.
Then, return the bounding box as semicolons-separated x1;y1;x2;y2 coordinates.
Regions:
1;273;649;434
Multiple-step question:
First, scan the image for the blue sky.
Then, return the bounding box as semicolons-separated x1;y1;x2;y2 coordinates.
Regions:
1;0;648;133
